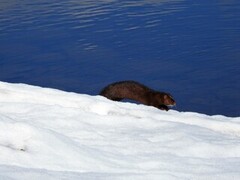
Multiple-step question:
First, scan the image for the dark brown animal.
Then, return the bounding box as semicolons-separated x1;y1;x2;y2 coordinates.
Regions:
99;81;176;111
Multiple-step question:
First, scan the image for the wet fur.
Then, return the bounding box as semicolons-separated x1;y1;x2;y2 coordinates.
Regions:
100;81;176;111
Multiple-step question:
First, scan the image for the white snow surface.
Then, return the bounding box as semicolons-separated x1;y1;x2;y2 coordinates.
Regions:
0;81;240;180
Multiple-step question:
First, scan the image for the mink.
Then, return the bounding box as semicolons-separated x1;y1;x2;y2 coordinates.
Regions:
99;81;176;111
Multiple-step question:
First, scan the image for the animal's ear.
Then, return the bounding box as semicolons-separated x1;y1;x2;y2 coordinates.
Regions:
164;95;168;99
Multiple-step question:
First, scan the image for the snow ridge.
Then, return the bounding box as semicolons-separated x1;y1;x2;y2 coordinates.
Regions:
0;81;240;180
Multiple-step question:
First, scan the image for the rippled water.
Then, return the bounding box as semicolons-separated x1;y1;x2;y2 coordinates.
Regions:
0;0;239;116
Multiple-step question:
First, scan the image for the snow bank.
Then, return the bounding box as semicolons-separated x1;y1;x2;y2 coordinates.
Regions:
0;81;239;180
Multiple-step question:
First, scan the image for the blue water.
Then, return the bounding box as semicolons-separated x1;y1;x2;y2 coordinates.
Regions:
0;0;239;117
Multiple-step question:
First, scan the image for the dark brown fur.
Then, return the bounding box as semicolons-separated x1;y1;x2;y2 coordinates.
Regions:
99;81;176;111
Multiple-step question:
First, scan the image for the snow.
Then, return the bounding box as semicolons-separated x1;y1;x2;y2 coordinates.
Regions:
0;81;239;180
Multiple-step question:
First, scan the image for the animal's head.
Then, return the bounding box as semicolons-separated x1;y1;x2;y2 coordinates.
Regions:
156;93;176;106
163;93;176;106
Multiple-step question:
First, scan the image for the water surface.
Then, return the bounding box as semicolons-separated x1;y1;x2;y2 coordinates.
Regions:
0;0;239;116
